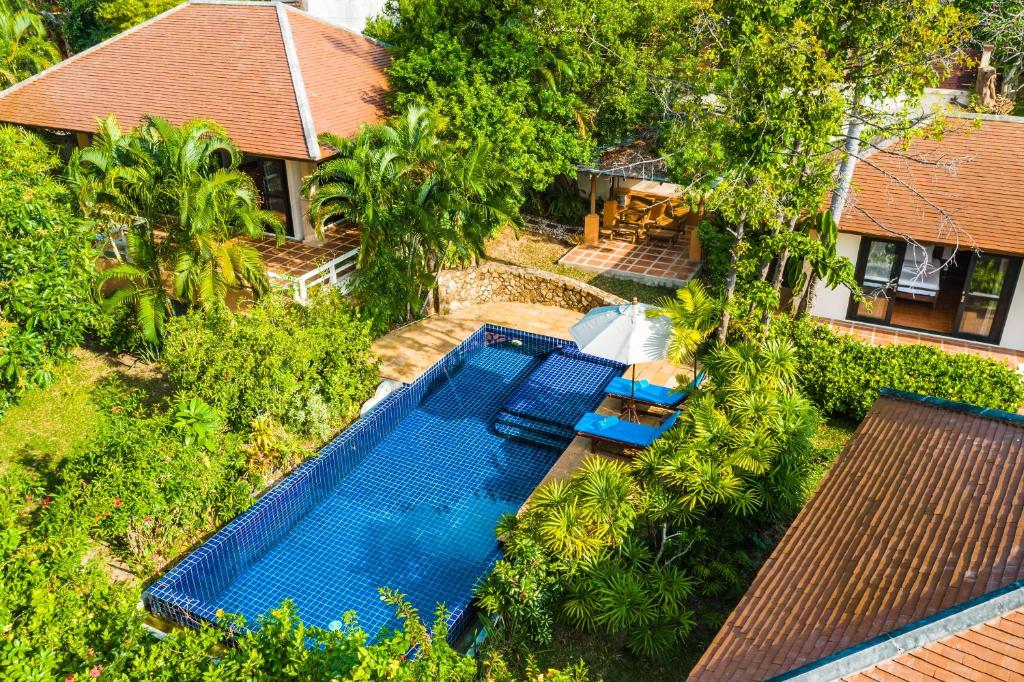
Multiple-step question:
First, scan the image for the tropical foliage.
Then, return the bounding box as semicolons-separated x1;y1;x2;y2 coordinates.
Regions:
368;0;683;193
163;290;379;438
305;105;521;330
68;115;281;348
479;338;821;658
659;0;966;338
0;1;57;86
1;462;589;680
0;125;95;414
781;316;1024;420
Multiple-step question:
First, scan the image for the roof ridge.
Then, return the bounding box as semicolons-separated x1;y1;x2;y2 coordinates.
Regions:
280;2;391;48
772;579;1024;681
276;2;320;160
0;1;194;103
879;388;1024;428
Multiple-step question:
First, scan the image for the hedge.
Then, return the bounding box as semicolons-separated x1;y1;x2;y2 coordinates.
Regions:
780;317;1024;420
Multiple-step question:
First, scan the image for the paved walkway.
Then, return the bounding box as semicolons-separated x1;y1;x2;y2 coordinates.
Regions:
371;302;684;500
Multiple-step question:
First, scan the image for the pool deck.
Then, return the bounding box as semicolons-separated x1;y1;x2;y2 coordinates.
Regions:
371;302;683;501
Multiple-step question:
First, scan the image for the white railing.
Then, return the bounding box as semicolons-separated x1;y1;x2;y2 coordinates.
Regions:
268;247;359;304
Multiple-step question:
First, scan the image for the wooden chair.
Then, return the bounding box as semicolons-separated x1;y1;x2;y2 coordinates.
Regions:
600;200;620;240
614;196;654;243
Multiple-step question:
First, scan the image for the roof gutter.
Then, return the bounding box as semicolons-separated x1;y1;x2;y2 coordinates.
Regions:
770;577;1024;681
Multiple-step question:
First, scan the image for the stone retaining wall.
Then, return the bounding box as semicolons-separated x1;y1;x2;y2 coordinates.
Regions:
436;263;625;313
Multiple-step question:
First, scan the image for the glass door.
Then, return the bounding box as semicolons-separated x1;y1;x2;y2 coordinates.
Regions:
240;157;295;239
954;254;1021;342
849;238;904;323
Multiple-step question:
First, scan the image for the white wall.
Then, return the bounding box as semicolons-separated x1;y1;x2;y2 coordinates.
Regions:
302;0;388;32
998;267;1024;351
575;173;681;205
285;159;317;243
811;232;861;321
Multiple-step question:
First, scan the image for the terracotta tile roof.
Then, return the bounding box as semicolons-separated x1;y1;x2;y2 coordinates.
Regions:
689;393;1024;681
842;605;1024;682
838;115;1024;256
0;1;389;160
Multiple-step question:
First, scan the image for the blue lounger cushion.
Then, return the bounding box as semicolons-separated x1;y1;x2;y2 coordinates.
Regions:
605;370;706;408
574;410;681;447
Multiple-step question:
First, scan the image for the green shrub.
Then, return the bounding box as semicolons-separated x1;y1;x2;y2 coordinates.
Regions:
47;380;255;572
1;466;587;680
696;219;735;297
162;290;379;435
0;125;96;412
0;468;148;681
781;316;1024;420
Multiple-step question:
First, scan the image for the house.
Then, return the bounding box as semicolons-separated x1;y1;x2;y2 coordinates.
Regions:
689;390;1024;680
811;113;1024;352
0;0;390;300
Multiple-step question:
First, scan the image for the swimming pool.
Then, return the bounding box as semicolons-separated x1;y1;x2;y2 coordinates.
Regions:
144;324;624;641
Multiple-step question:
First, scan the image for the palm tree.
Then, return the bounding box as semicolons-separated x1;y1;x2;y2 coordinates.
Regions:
0;2;57;87
304;105;521;327
649;279;720;377
69;115;282;345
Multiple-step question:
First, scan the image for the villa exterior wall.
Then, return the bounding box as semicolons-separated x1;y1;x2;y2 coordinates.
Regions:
284;159;318;242
302;0;387;32
811;232;862;321
811;232;1024;351
437;263;625;314
999;268;1024;350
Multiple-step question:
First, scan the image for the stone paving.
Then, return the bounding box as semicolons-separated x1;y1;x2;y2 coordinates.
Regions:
559;238;702;288
371;302;687;503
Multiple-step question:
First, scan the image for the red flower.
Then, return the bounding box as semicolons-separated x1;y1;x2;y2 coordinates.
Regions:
113;498;121;509
42;497;51;507
65;675;75;682
89;666;102;679
111;405;121;414
144;517;154;525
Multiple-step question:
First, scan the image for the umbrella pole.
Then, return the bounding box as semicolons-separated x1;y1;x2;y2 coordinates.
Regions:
627;364;639;423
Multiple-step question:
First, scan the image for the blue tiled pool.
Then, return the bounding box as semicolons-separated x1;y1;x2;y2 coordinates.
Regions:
144;325;624;641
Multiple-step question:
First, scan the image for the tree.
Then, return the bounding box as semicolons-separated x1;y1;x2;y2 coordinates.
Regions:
368;0;683;196
658;0;966;339
68;115;281;347
973;0;1024;101
0;1;58;86
304;105;521;331
0;125;95;412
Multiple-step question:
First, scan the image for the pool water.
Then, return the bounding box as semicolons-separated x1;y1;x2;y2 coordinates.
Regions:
209;342;560;635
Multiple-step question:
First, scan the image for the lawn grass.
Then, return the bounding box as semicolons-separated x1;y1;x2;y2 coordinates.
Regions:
0;346;171;477
484;226;676;304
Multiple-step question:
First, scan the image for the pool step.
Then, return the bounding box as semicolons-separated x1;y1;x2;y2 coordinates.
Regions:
492;347;627;452
493;412;574;450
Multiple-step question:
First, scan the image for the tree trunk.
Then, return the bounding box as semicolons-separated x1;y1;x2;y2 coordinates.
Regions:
762;248;790;331
716;214;746;343
795;104;862;317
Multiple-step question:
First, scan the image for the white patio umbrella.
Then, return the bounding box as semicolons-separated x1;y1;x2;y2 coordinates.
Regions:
570;298;671;421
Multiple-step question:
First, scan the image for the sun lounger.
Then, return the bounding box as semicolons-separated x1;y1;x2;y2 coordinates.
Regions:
575;410;681;450
605;370;706;410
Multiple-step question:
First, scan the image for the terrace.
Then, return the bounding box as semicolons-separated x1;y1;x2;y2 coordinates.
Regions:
562;136;702;288
251;226;361;303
